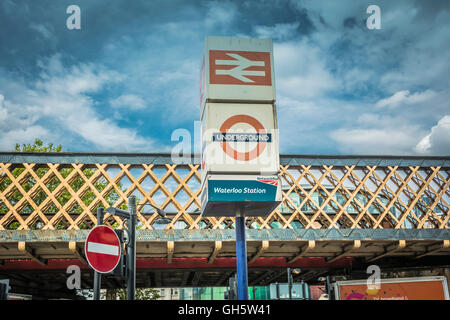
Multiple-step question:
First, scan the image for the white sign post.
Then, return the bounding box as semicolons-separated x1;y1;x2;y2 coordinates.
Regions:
200;36;281;300
200;37;281;217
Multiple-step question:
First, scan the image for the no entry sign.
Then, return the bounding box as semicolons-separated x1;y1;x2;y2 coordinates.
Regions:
85;225;121;274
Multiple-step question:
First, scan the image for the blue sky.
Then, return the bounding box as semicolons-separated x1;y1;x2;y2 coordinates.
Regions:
0;0;449;155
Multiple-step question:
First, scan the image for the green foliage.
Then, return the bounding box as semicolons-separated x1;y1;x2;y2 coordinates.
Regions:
4;139;157;299
15;139;63;153
1;140;65;229
113;288;161;300
76;287;161;300
0;139;129;230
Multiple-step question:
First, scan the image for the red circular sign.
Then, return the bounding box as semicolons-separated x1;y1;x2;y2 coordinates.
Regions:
219;114;267;161
85;225;121;274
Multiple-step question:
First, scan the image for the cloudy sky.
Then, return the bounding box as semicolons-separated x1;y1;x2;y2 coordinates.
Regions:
0;0;449;155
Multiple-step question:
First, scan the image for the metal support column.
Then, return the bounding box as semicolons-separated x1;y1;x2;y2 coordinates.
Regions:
235;209;248;300
301;280;306;300
275;282;280;300
326;275;332;300
127;195;137;300
93;207;104;300
288;268;293;300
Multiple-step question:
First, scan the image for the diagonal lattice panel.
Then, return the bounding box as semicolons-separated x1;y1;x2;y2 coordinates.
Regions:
0;155;449;230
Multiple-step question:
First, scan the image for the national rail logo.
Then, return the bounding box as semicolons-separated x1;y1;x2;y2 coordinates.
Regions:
209;50;272;86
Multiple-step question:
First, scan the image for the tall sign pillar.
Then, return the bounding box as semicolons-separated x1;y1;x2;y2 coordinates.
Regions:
200;36;281;300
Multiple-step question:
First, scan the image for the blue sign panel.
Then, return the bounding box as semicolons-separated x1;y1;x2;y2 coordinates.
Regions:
207;179;278;202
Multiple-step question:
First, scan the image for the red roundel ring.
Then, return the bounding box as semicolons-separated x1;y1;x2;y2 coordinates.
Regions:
219;114;267;161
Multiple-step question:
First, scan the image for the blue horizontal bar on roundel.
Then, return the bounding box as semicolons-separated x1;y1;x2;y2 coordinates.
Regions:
212;132;272;143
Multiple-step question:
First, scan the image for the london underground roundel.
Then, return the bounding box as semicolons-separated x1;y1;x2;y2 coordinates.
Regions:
218;114;268;161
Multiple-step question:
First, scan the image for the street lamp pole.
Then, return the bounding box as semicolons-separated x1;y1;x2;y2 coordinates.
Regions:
93;207;104;300
103;196;137;300
103;198;167;300
126;195;137;300
288;268;301;300
288;268;293;300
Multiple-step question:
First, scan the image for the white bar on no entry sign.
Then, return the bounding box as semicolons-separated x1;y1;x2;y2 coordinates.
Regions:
87;242;119;256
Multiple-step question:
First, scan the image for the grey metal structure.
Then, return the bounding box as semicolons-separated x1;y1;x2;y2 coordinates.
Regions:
0;152;449;167
0;152;449;298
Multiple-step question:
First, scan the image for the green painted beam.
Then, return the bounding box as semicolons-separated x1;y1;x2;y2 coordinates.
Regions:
1;152;449;167
1;229;449;242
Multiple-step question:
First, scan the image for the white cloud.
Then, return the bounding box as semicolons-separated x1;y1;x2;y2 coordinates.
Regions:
156;59;198;84
36;56;124;96
2;1;448;157
294;0;364;30
110;94;146;110
375;90;409;108
326;97;449;156
0;94;7;122
30;23;53;39
254;22;299;40
375;89;436;109
0;93;45;147
204;1;237;29
0;126;51;151
75;117;153;151
415;115;450;155
250;2;450;155
0;55;158;152
329;111;428;155
378;8;450;93
331;127;424;155
274;40;338;100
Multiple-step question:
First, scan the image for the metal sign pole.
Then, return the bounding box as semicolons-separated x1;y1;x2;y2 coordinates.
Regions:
235;208;248;300
126;196;137;300
288;268;292;300
93;207;104;300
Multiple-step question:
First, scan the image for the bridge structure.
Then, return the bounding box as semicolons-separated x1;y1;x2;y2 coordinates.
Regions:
0;152;449;299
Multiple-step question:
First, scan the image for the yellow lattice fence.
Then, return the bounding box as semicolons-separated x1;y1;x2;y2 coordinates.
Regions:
0;161;449;230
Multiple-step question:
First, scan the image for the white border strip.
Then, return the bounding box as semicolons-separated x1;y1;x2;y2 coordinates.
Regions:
87;242;119;256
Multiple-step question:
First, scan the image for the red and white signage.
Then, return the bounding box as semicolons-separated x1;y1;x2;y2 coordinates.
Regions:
201;103;279;176
209;50;272;86
199;36;280;218
218;114;268;162
85;225;121;274
200;36;275;116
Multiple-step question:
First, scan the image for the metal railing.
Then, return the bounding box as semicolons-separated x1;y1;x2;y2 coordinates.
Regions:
0;153;448;230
